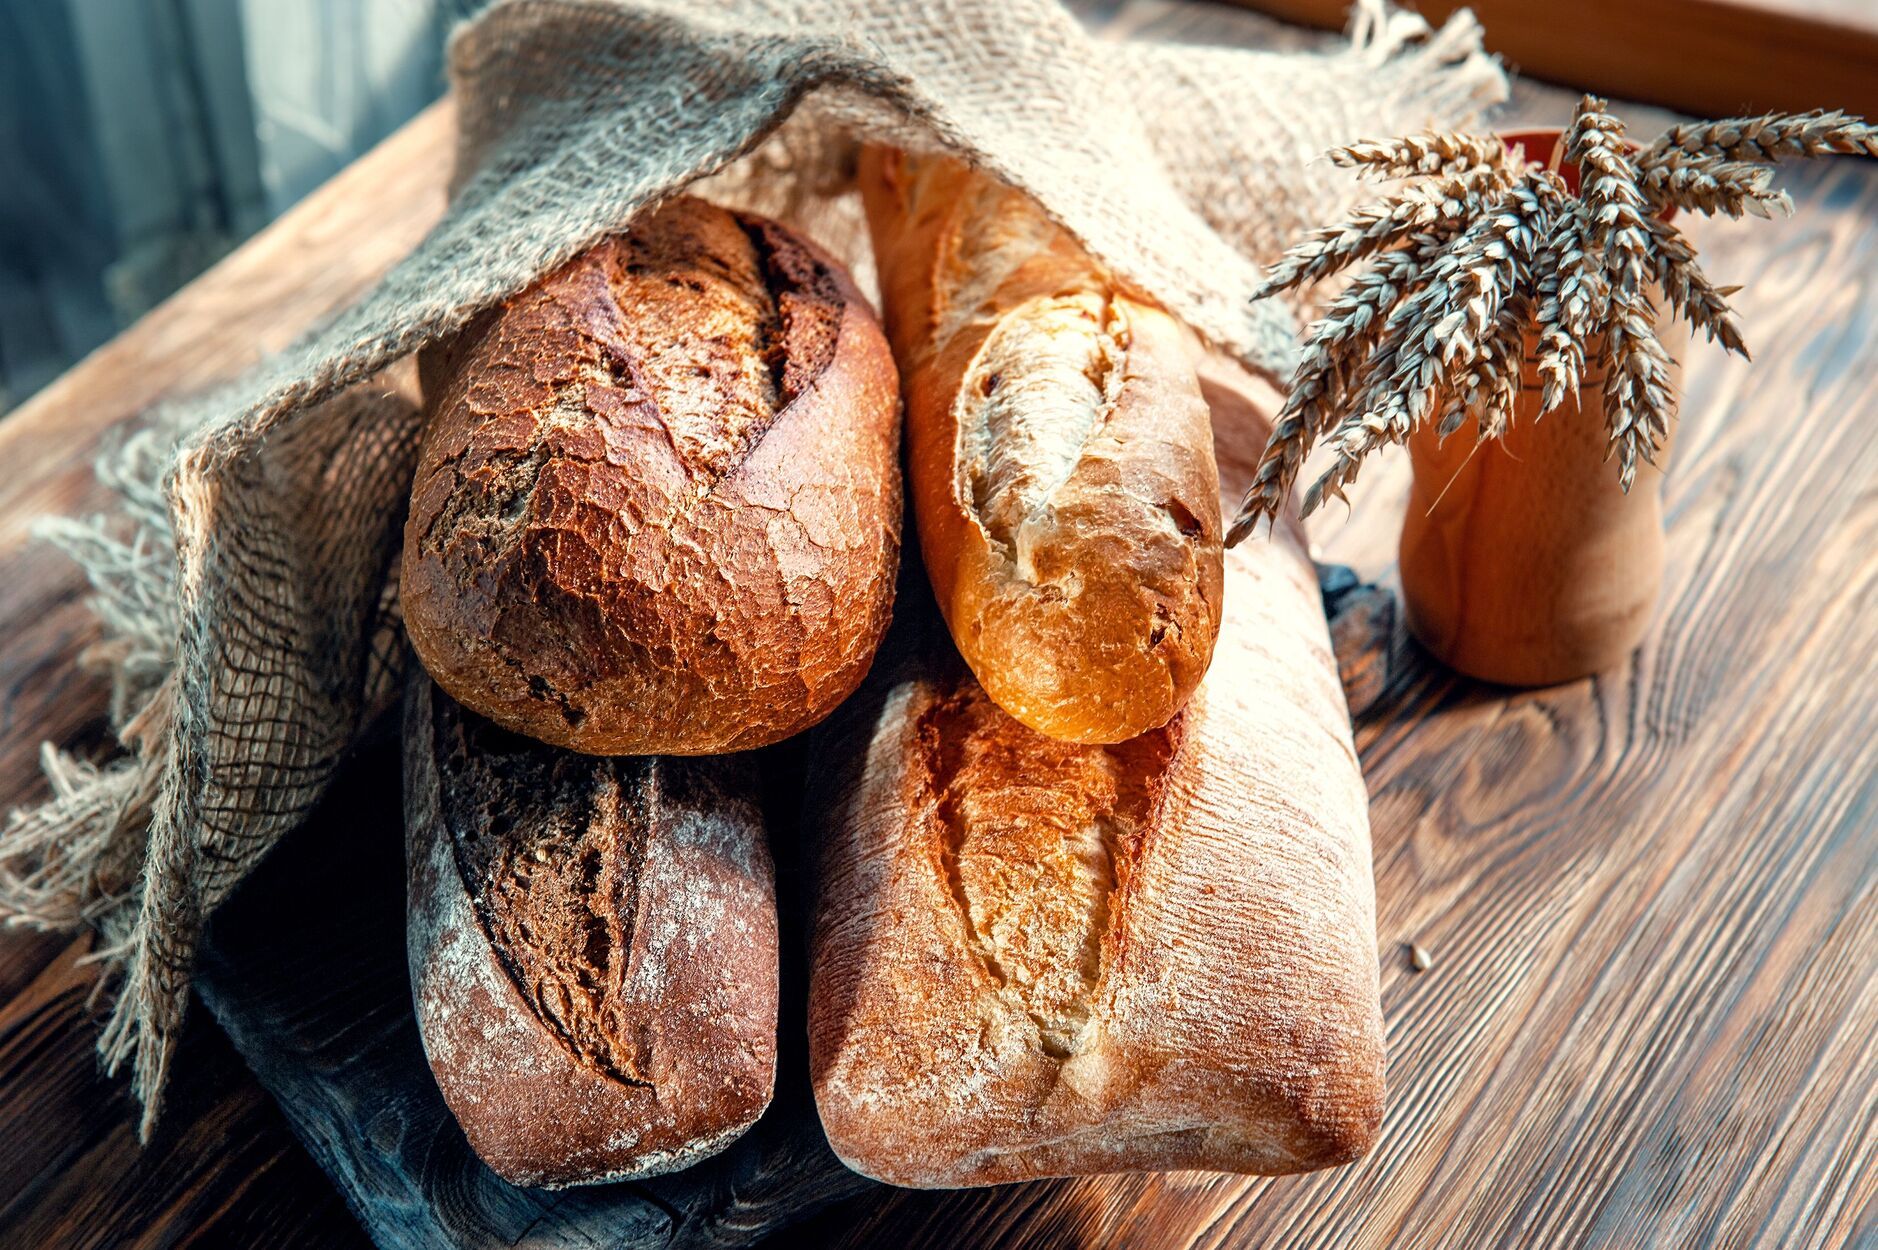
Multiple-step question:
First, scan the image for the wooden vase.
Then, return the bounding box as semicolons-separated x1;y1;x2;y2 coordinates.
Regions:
1397;129;1688;688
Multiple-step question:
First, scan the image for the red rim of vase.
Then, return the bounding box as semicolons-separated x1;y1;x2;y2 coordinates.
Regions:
1497;128;1677;222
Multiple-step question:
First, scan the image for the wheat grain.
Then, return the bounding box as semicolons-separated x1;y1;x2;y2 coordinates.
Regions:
1639;153;1792;218
1442;291;1534;442
1570;97;1652;291
1330;131;1507;181
1649;110;1878;163
1533;209;1605;413
1600;300;1677;490
1567;96;1682;479
1645;217;1749;358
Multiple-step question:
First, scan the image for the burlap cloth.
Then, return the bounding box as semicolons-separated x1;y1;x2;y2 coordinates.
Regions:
0;0;1502;1134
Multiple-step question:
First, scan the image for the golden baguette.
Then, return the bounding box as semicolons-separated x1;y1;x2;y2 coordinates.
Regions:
859;148;1223;744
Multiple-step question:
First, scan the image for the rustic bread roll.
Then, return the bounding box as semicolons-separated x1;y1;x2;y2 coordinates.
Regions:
404;673;778;1188
806;366;1381;1188
857;147;1223;745
403;196;901;755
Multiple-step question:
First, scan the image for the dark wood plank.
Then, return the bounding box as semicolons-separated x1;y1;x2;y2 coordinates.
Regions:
1225;0;1878;121
0;101;454;1250
0;939;368;1250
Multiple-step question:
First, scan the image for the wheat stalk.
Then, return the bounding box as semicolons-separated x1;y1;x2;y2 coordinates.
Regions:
1640;154;1792;218
1251;175;1499;298
1230;227;1456;539
1648;110;1878;163
1300;174;1552;515
1231;101;1873;540
1645;217;1748;358
1569;96;1677;484
1533;208;1604;412
1600;305;1677;490
1330;132;1507;181
1569;97;1650;287
1442;291;1534;443
1430;174;1560;440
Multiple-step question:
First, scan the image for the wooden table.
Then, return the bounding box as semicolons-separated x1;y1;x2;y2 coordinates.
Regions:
3;3;1875;1246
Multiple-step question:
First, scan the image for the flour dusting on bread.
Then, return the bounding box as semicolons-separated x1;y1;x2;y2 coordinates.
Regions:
957;293;1128;581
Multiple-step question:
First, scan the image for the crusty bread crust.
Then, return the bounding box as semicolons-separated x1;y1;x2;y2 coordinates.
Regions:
859;148;1222;745
806;367;1381;1188
404;675;777;1188
403;197;901;755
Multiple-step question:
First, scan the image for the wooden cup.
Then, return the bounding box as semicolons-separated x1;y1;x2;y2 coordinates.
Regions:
1397;129;1687;687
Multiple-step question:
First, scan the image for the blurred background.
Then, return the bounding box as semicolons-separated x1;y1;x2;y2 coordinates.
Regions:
5;0;1872;416
0;0;481;412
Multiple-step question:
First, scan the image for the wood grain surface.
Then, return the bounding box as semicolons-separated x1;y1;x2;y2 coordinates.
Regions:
0;100;452;1250
2;2;1876;1247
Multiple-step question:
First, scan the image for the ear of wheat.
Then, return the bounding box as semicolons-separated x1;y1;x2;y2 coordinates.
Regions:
1229;100;1877;544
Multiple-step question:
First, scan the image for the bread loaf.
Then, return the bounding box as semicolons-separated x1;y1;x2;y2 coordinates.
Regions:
858;148;1223;745
806;364;1381;1188
404;673;778;1188
403;196;901;755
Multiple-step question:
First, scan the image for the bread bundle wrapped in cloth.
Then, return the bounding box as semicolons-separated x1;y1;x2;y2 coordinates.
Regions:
809;166;1383;1182
0;0;1504;1191
400;167;1382;1187
400;196;900;1184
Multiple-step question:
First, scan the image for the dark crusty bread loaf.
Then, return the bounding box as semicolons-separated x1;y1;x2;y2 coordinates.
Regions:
404;673;777;1188
806;363;1381;1188
858;147;1223;745
403;196;901;755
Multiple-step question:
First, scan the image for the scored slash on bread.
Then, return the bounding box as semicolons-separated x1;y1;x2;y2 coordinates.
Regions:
402;196;902;756
805;361;1383;1187
404;675;779;1188
859;148;1224;745
806;550;1381;1186
397;198;897;1188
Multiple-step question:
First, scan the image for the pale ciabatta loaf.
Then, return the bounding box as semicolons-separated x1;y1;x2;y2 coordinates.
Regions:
806;367;1380;1187
404;674;778;1188
858;148;1223;745
403;196;900;755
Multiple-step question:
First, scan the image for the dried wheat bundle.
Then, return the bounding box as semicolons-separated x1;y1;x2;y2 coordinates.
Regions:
1231;97;1878;541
